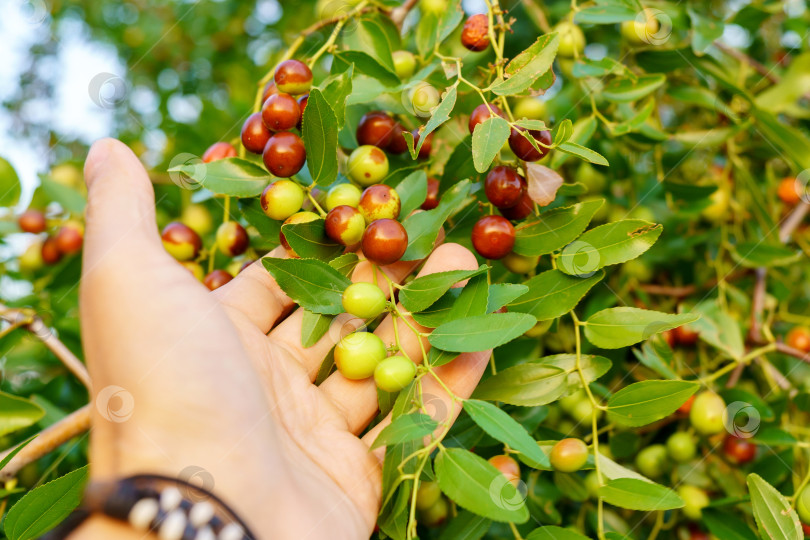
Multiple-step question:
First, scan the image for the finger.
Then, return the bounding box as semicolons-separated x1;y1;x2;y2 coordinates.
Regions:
212;246;298;333
319;243;479;434
267;253;426;379
361;350;491;459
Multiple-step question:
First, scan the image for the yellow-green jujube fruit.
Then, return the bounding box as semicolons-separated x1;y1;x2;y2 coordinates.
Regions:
334;332;387;380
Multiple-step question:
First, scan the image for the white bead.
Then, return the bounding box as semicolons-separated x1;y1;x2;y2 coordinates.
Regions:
160;487;183;511
128;498;159;531
218;523;244;540
196;527;216;540
158;510;187;540
189;501;215;527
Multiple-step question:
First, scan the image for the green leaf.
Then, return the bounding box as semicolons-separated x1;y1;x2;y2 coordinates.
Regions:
429;313;536;352
401;179;471;260
240;197;281;242
319;64;354;126
262;258;351;315
487;283;529;313
329;252;360;277
550;116;598;169
602;74;666;103
405;86;457;158
598;478;684;511
574;5;637;24
472;117;511;173
584;307;700;349
750;106;810;172
371;413;438;450
441;135;481;189
719;388;774;422
572;57;626;77
39;176;86;214
411;289;460;328
555;142;609;166
537;354;613;392
463;399;550;467
438;511;491;540
0;392;46;437
662;179;718;201
400;266;488;313
167;157;268;197
633;336;679;379
435;448;529;523
281;219;344;260
688;6;724;54
4;465;88;540
427;347;459;368
448;273;489;320
513;199;604;256
302;89;339;186
0;157;21;207
332;50;399;86
527;526;590;539
491;33;559;96
606;380;699;427
552;119;573;146
301;309;333;348
344;19;395;73
747;473;803;540
394;170;428;218
0;435;36;472
703;509;759;540
689;300;744;360
508;269;604;321
557;220;662;277
731;241;802;268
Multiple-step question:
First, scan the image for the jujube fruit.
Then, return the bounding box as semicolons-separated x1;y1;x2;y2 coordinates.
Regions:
666;431;697;463
342;282;387;319
325;205;365;246
468;103;504;134
347;145;389;186
334;331;387;380
549;438;589;472
485;166;526;209
326;183;362;210
358;184;401;223
19;241;44;272
635;444;669;478
296;94;308;129
262;131;306;177
261;179;304;220
415;481;442;511
41;236;62;265
677;485;709;520
203;269;233;291
215;221;249;257
279;211;319;256
689;392;726;435
261;92;301;132
273;59;313;94
488;455;521;488
202;141;237;163
241;112;272;154
797;485;810;524
472;215;515;259
55;221;84;255
361;219;408;266
777;177;802;205
356;111;396;149
374;355;417;392
461;13;490;51
502;252;539;274
161;222;202;261
723;435;756;464
621;10;660;45
509;127;552;162
409;82;440;117
261;81;278;103
786;326;810;352
555;21;585;57
513;98;546;120
419;497;448;528
674;324;699;346
18;210;47;234
421;178;440;210
180;261;205;282
500;191;534;221
392;50;416;79
387;123;408;154
181;203;213;235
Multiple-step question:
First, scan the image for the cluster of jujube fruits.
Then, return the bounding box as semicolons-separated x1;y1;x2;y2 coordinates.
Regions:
15;209;84;270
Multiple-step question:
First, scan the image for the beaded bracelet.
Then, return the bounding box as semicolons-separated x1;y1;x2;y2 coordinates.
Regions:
43;474;257;540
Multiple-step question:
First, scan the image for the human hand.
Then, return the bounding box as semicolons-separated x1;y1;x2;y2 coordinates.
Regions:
73;139;491;539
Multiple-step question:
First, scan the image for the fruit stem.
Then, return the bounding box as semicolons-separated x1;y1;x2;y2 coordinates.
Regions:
305;187;327;217
508;522;524;540
790;462;810;508
223;195;231;223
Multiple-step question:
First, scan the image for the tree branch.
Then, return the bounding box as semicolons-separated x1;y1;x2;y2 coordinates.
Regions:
0;405;91;480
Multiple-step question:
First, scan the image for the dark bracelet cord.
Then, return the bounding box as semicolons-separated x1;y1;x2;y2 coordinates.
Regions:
42;473;258;540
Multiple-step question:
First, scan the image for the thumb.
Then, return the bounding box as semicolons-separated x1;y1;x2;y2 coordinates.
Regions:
82;138;165;271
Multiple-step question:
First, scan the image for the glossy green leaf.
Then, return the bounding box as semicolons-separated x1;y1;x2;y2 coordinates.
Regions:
602;74;666;102
448;273;489;320
402;179;471;260
0;157;21;207
607;380;699;427
472;117;511;173
513;199;604;257
168;157;268;197
0;392;46;437
371;413;438;450
429;313;536;352
411;288;460;328
747;473;802;540
689;300;744;359
435;448;529;523
4;466;88;540
598;478;684;511
400;266;487;313
319;64;354;126
463;399;550;467
0;435;36;472
301;309;333;348
491;33;559;96
262;258;351;315
438;511;491;540
487;283;529;313
703;509;759;540
584;307;700;349
508;269;604;321
632;336;679;379
395;170;428;218
527;526;589;539
240;197;281;242
332;50;399;86
731;241;802;268
557;220;662;277
550;116;598;169
281;219;344;260
555;142;608;166
404;86;457;158
302;89;339;186
574;5;637;24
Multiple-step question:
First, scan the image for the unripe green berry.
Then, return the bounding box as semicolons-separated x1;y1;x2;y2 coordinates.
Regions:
677;485;709;520
635;444;669;478
667;432;697;463
334;332;387;380
374;355;417;392
409;82;440;117
549;438;589;473
690;392;726;436
347;145;389;186
797;485;810;524
261;180;305;221
415;481;442;511
392;50;417;79
342;282;387;319
326;183;362;210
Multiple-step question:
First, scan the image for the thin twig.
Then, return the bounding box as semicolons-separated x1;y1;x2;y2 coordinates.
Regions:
779;201;810;243
0;405;91;480
748;267;767;342
776;342;810;364
390;0;419;27
714;41;777;84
